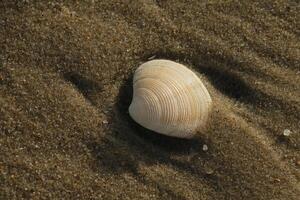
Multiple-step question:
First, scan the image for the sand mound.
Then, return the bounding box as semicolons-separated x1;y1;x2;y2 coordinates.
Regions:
0;1;299;199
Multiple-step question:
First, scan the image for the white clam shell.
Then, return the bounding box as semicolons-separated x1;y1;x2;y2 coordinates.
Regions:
129;59;212;138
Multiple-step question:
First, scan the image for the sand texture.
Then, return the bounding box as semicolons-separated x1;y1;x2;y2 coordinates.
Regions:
0;0;299;199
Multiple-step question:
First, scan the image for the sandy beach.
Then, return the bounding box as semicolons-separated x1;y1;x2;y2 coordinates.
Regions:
0;0;299;199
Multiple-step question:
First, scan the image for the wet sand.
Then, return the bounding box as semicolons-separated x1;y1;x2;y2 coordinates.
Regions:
0;1;299;199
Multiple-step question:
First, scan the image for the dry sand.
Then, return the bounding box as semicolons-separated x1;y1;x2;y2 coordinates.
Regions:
0;0;299;199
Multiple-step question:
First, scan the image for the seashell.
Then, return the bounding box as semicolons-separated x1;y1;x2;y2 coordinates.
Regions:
129;59;212;139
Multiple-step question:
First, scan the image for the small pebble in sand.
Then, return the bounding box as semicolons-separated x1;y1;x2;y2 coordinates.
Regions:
204;165;214;175
202;144;208;151
274;178;281;182
283;129;291;137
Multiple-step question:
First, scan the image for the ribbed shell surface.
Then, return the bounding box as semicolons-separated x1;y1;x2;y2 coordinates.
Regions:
129;59;212;138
